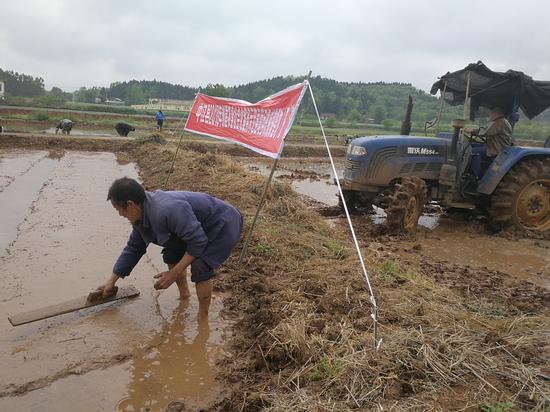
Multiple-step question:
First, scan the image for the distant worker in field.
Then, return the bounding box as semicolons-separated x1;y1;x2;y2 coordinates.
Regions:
55;119;73;135
155;110;165;132
98;177;243;319
115;122;135;137
467;107;513;178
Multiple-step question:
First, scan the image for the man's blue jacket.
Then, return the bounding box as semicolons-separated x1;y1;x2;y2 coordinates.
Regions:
113;190;243;277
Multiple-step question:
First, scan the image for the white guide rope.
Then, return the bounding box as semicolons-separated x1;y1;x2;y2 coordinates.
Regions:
307;82;381;349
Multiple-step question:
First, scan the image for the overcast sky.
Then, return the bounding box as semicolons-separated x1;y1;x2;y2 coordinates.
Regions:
1;0;549;93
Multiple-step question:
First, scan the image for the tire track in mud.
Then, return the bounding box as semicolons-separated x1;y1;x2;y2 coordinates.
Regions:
373;240;549;315
331;212;550;315
416;257;550;314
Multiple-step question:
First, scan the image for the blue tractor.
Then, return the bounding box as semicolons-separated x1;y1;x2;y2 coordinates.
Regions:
341;62;550;233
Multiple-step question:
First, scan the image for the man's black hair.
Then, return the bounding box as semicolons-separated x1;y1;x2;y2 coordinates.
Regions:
107;177;146;208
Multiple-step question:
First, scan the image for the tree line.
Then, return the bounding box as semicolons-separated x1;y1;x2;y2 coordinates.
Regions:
1;67;548;137
0;68;45;97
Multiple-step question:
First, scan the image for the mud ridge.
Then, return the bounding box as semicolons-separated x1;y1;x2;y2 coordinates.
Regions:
0;353;132;398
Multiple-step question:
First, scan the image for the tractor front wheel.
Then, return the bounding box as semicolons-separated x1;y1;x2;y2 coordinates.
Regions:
489;158;550;232
338;190;357;214
386;177;427;232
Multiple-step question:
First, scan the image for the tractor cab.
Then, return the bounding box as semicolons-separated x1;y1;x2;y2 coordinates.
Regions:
430;61;550;208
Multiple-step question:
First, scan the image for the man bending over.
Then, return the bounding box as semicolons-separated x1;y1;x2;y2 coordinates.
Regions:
98;177;243;319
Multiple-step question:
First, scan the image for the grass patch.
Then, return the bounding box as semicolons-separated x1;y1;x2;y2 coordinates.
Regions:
378;259;400;279
309;356;343;381
481;401;515;412
466;301;511;318
321;239;349;260
255;243;273;256
32;112;50;121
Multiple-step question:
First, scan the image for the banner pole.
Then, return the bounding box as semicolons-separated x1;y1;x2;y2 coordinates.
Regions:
238;71;312;265
307;82;381;350
164;132;185;189
237;156;279;265
164;88;200;189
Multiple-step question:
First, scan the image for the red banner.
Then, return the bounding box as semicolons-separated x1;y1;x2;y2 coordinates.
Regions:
184;82;308;158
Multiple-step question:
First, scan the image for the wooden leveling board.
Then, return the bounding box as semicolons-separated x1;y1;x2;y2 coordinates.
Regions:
8;285;140;326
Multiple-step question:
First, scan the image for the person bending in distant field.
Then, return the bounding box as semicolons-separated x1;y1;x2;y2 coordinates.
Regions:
155;110;165;132
98;177;243;319
467;107;513;179
56;119;73;135
115;122;135;137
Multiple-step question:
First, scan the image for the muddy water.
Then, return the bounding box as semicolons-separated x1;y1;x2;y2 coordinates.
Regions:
0;150;230;411
44;127;115;137
370;206;440;230
417;223;550;289
236;156;343;206
238;157;439;229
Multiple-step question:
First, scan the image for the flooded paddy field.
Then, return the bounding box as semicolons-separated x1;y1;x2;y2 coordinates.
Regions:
0;134;548;410
235;156;343;206
0;149;230;411
43;127;116;137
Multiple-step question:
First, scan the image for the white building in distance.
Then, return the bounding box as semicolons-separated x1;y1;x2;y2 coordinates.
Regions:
132;98;193;112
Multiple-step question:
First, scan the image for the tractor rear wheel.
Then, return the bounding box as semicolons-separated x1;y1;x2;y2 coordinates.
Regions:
386;177;427;232
489;158;550;232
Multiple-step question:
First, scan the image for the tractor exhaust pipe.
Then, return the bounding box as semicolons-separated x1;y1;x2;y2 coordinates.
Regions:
400;96;413;136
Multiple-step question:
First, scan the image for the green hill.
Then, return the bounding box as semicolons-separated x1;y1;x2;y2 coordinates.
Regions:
232;75;443;124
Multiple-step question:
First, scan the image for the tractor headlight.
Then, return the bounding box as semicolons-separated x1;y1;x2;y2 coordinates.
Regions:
350;145;367;156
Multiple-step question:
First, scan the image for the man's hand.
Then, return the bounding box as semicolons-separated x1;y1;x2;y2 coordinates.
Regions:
153;270;178;290
98;274;120;298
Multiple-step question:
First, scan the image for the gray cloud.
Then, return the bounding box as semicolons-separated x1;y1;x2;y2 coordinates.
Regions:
1;0;549;92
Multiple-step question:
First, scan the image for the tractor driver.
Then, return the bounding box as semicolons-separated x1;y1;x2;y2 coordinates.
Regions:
466;106;513;179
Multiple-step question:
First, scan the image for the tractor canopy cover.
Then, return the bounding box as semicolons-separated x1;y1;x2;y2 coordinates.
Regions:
430;61;550;120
